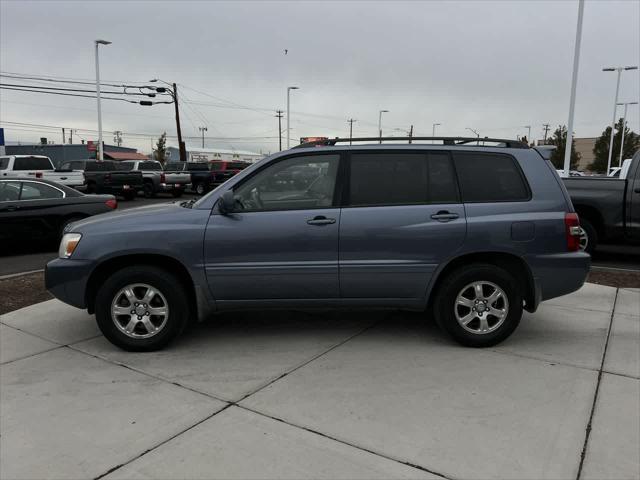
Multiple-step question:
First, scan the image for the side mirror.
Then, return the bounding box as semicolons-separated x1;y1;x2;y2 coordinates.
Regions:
218;190;235;214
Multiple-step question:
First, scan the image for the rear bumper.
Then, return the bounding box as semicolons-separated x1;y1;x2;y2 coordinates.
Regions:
529;252;591;305
157;182;189;192
45;258;94;310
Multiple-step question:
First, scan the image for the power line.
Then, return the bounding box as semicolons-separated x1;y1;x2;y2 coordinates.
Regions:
0;82;170;97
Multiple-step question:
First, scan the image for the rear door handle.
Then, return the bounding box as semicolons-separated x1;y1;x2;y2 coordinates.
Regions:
430;211;459;222
307;215;336;226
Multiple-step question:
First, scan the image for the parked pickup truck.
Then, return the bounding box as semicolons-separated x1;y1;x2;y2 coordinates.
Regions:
0;155;85;189
208;160;250;187
120;160;190;198
59;160;143;200
563;150;640;253
164;161;217;195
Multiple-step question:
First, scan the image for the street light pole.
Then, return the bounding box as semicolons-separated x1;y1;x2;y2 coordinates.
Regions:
617;101;638;166
524;125;531;144
466;127;480;145
378;110;389;143
348;118;356;145
286;86;299;149
198;126;208;148
432;123;441;144
603;66;638;174
94;39;111;161
563;0;585;178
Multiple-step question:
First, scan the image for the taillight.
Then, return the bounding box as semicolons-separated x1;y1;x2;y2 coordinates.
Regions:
565;212;581;252
160;173;166;183
35;172;43;178
105;198;117;209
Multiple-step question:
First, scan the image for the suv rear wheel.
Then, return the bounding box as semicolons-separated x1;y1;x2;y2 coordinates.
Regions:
578;218;597;254
433;264;523;347
95;266;189;351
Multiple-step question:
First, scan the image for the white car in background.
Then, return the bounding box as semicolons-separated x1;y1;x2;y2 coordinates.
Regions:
0;155;85;189
608;159;632;179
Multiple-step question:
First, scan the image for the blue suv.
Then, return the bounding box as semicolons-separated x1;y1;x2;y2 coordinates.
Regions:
46;137;590;351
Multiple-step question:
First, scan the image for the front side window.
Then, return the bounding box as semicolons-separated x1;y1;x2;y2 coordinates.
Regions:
20;182;64;200
0;181;21;201
232;154;339;212
453;152;530;202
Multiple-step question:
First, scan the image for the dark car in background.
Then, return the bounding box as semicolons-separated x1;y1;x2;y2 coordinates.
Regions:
58;160;143;200
0;178;117;245
164;161;216;195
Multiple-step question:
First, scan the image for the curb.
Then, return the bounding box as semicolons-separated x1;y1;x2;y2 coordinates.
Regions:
0;269;45;281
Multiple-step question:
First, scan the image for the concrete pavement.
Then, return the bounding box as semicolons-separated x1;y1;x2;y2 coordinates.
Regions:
1;284;638;479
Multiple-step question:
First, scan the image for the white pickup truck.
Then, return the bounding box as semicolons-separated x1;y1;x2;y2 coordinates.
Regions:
0;155;85;189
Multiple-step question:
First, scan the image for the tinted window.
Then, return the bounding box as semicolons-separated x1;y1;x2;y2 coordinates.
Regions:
85;161;117;171
118;162;135;171
234;155;339;212
13;157;52;170
20;182;64;200
139;161;162;171
428;153;459;203
187;163;209;171
0;181;21;201
0;158;9;170
349;153;428;206
454;153;529;202
165;163;181;171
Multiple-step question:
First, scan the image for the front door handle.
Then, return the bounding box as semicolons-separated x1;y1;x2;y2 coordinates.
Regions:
307;215;336;226
430;210;459;222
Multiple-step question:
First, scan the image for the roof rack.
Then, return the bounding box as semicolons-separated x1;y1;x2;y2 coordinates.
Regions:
293;136;529;149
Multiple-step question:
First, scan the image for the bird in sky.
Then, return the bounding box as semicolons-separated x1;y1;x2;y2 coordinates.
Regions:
284;49;288;55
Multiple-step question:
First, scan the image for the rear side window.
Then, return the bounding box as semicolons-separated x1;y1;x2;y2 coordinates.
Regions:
20;182;64;200
13;157;52;170
348;152;459;207
453;153;530;202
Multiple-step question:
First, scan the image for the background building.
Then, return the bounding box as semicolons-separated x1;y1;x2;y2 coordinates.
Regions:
3;143;146;167
166;146;264;164
574;137;597;171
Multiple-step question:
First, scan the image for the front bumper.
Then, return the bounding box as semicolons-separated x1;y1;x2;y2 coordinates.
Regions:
45;258;95;310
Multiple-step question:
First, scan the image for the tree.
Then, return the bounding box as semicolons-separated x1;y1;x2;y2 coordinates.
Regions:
154;132;167;164
548;125;580;170
589;118;639;173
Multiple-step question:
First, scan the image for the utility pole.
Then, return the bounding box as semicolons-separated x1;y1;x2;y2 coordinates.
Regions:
275;110;284;151
542;123;550;144
69;129;74;144
198;126;208;149
409;124;413;144
563;0;584;178
348;118;356;144
173;83;187;162
62;128;65;144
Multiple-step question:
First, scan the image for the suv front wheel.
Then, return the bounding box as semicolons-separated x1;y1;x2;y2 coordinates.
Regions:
433;264;523;347
95;266;189;351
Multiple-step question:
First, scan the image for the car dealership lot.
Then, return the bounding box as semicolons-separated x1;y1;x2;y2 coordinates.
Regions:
1;284;638;479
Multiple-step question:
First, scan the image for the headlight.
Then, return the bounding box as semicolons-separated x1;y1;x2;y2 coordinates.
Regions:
59;233;82;258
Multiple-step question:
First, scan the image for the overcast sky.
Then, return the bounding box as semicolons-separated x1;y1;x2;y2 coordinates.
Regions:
1;0;639;154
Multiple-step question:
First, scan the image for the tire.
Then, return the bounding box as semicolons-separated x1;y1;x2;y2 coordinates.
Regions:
433;264;523;348
94;266;190;351
194;183;205;195
86;182;96;194
171;190;183;198
579;217;597;254
143;182;155;198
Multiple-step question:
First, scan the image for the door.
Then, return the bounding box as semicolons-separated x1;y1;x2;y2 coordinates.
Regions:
339;151;466;299
0;181;24;242
204;153;342;301
628;154;640;239
13;181;65;239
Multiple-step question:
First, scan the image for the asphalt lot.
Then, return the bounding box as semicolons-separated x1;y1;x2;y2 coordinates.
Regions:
1;191;640;277
1;283;638;479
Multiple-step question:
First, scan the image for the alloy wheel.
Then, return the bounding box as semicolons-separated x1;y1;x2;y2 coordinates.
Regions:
110;283;169;339
454;281;509;335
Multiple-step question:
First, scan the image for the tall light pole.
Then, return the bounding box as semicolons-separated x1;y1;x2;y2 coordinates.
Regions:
603;66;638;174
563;0;585;178
94;39;111;161
432;123;441;137
617;101;638;166
347;118;356;144
523;125;531;144
378;110;389;143
286;86;299;149
198;126;208;148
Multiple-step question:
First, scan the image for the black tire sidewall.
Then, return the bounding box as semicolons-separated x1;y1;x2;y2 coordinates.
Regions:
195;183;204;195
579;218;597;254
95;266;189;351
434;264;523;347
